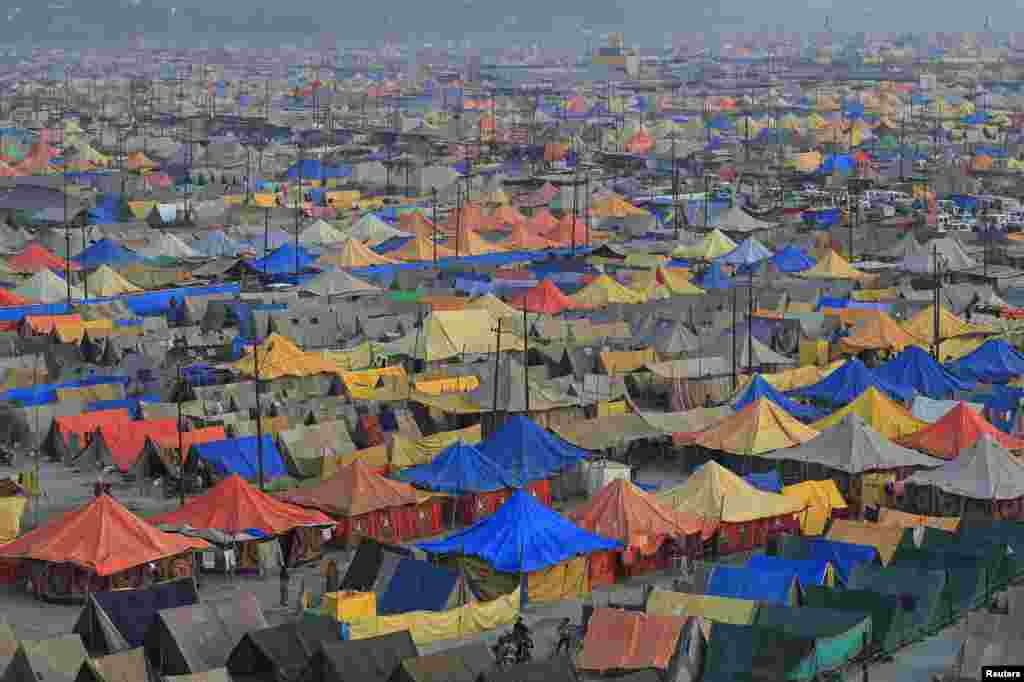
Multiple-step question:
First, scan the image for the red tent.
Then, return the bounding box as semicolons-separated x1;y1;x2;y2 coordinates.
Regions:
625;129;654;154
281;461;443;543
511;279;583;315
50;409;133;455
7;243;79;273
93;418;179;472
544;214;590;247
442;202;485;235
504;223;557;251
0;289;29;306
0;494;207;599
149;475;332;535
398;212;437;241
899;402;1024;459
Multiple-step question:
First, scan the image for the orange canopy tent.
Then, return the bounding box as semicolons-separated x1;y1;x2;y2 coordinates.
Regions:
491;204;526;227
319;238;400;268
511;279;585;315
50;409;134;457
898;402;1024;459
398;212;437;241
625;129;655;154
442;203;485;235
545;214;591;246
392;234;456;261
504;223;557;251
528;208;559;233
840;311;927;353
8;243;80;273
93;418;180;472
452;228;505;256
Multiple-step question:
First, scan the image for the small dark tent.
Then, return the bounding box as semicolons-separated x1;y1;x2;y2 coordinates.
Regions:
226;617;339;682
74;647;158;682
74;579;201;655
299;631;418;682
387;642;493;682
144;593;267;676
339;538;414;592
377;558;474;615
1;635;89;682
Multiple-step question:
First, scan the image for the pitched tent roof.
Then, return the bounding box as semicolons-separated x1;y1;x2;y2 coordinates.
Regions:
840;311;926;353
451;228;505;256
83;266;144;297
145;593;268;676
72;239;144;269
398;212;437;240
578;608;687;673
339;538;414;592
0;495;207;576
656;460;805;523
395;440;520;493
905;435;1024;501
244;243;317;275
75;647;154;682
465;293;521;322
225;617;340;682
319;237;400;268
543;213;591;246
778;413;942;474
875;345;975;400
281;461;421;517
503;223;557;250
800;249;871;280
417;489;622;573
903;305;994;345
789;358;914;406
898;402;1024;459
376;557;473;615
569;479;717;551
510;279;583;314
391;234;456;262
769;245;816;273
693;399;820;456
946;339;1024;385
148;474;333;535
349;214;411;244
709;325;796;369
7;243;80;273
2;635;88;682
193;230;244;258
299;269;382;298
810;387;926;441
232;333;340;379
732;375;824;422
189;436;288;481
476;415;590;481
136;232;200;260
672;229;736;260
569;274;647;307
706;565;800;606
74;579;200;655
300;632;418;682
827;521;909;565
389;642;493;682
298;219;346;247
14;269;84;303
717;237;773;266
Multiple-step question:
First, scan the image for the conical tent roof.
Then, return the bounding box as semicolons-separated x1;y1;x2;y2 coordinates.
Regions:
656;460;805;523
672;229;737;260
840;311;926;353
694;398;820;456
193;230;244;258
715;206;778;233
300;269;381;297
528;208;559;232
877;232;923;260
14;269;83;303
544;214;590;246
149;474;332;534
477;415;590;481
137;232;200;259
299;219;346;246
395;440;518;493
903;305;994;345
712;325;795;369
511;279;582;314
0;494;207;575
898;402;1024;459
905;435;1024;501
790;358;915;406
733;375;824;422
232;333;340;379
466;293;521;321
452;228;505;256
398;212;437;240
282;461;425;517
589;193;648;219
417;488;622;573
656;266;705;295
717;237;773;266
72;239;143;269
947;339;1024;384
570;479;717;551
491;204;526;225
770;245;816;273
800;249;870;280
569;274;647;307
320;237;400;267
84;265;144;297
781;413;941;474
348;213;411;244
875;345;974;399
8;243;79;273
391;234;455;261
811;386;927;441
504;223;557;250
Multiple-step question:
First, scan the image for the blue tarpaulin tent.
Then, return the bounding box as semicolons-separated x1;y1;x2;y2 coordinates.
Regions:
789;358;915;406
876;346;974;400
802;208;841;227
946;339;1024;385
418;489;621;573
746;555;834;588
706;565;800;606
1;375;130;406
72;239;144;269
770;245;816;273
244;243;317;276
75;578;200;652
742;470;783;493
693;262;734;290
376;558;464;615
718;238;773;267
395;441;520;493
476;416;590;482
734;375;825;422
191;435;286;481
88;194;123;225
774;535;879;584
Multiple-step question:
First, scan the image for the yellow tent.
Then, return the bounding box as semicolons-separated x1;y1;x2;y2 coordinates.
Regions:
0;495;27;543
128;200;158;220
569;274;647;307
657;461;805;523
736;362;843;393
903;305;994;344
656;267;704;295
876;507;960;532
316;341;376;372
319;238;400;268
694;399;820;456
647;590;758;638
782;480;848;535
811;387;926;441
392;235;456;262
232;333;341;379
800;250;872;281
84;266;144;297
127;151;156;171
672;229;736;260
399;310;525;362
840;311;927;353
389;424;483;469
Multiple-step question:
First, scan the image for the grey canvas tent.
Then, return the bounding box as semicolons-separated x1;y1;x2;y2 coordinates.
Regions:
905;435;1024;503
278;421;358;478
339;538;415;593
299;631;417;682
144;593;267;676
226;617;339;682
1;635;89;682
74;647;158;682
387;642;493;682
74;579;201;655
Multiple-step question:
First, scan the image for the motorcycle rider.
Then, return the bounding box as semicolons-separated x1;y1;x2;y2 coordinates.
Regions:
512;617;533;661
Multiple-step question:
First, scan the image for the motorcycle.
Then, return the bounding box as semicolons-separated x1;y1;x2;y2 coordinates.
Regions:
492;629;533;667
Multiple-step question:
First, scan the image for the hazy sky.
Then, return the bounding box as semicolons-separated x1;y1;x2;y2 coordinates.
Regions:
0;0;1002;48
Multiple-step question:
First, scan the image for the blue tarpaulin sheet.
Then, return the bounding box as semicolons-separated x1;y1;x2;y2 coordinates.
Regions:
746;555;833;587
876;346;974;400
244;244;317;276
734;376;824;422
946;339;1024;385
476;416;590;482
73;239;144;269
770;245;816;273
706;565;798;606
718;238;773;267
742;471;784;494
2;375;130;406
802;208;841;227
191;435;286;480
694;262;734;290
0;302;71;322
87;579;199;648
377;558;461;615
86;399;142;419
789;358;915;406
88;283;240;316
396;441;520;493
775;536;879;585
418;489;621;573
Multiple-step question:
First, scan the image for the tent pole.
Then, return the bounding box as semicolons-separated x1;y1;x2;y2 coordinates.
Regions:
255;341;264;492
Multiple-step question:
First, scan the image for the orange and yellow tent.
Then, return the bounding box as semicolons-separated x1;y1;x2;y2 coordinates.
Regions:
693;398;820;456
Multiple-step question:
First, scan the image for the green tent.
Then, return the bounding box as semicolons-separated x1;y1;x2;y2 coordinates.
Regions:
891;547;1002;620
753;605;871;680
802;585;911;655
847;565;950;641
703;622;816;682
955;519;1024;582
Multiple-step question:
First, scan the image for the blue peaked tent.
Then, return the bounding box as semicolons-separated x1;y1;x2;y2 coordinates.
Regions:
190;435;287;480
417;489;621;573
72;239;143;269
693;262;734;290
789;358;915;406
717;238;773;267
946;339;1024;385
395;440;520;493
876;346;974;399
770;245;816;273
244;243;317;276
774;535;879;584
734;375;825;422
742;471;783;493
376;558;468;615
746;555;834;588
706;565;800;606
476;416;590;482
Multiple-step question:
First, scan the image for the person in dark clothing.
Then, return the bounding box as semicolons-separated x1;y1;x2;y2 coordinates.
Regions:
554;618;576;657
279;563;290;607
